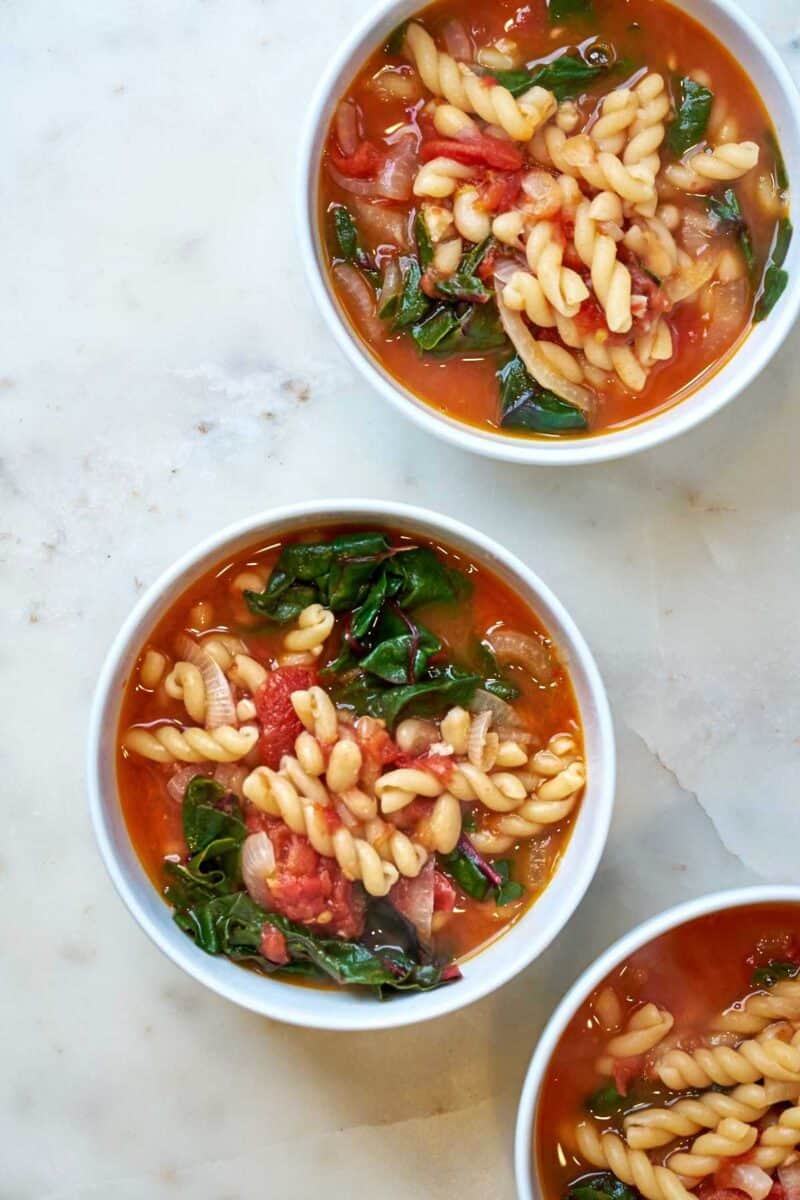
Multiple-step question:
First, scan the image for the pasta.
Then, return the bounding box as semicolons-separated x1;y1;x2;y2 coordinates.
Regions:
118;525;585;994
538;902;800;1200
322;3;790;440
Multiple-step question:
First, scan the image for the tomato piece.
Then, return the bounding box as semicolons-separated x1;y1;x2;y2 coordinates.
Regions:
478;170;523;213
255;666;316;769
260;925;290;965
329;140;382;178
433;869;457;912
574;295;607;336
420;135;524;172
612;1056;644;1096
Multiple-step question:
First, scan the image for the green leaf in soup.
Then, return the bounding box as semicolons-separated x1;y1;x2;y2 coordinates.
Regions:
439;847;489;901
384;20;409;57
377;259;404;320
333;663;482;728
244;582;318;624
386;546;460;609
754;264;789;322
460;236;493;277
548;0;593;22
411;305;462;352
330;204;370;269
466;636;520;701
430;300;508;357
567;1173;640;1200
705;189;755;276
752;959;800;987
766;128;789;192
350;570;390;640
182;777;247;855
435;273;490;303
414;210;434;270
585;1083;627;1117
394;259;431;328
359;613;442;684
494;860;525;906
498;354;588;434
666;77;714;158
773;217;793;270
489;52;608;102
246;532;389;620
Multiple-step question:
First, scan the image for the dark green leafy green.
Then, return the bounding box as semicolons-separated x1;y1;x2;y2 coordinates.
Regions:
755;265;789;322
440;847;489;901
330;204;371;270
488;52;609;101
384;20;409;56
493;859;525;906
752;959;800;988
499;355;588;434
706;188;755;276
388;546;459;609
586;1083;626;1117
460;237;492;278
429;301;507;357
244;532;390;621
334;664;482;728
767;129;789;192
377;262;403;320
435;273;490;303
394;259;431;328
467;637;520;702
549;0;593;20
414;211;434;270
666;77;713;157
165;777;248;899
567;1173;640;1200
773;217;793;269
359;618;441;685
411;306;462;351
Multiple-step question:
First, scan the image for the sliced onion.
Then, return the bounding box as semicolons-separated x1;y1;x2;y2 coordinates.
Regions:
718;1165;774;1200
665;250;719;303
779;1163;800;1200
335;99;360;156
175;632;237;729
468;709;497;770
334;799;361;829
166;764;211;803
385;122;420;148
241;832;276;911
487;627;556;684
495;283;596;414
353;198;411;251
332;263;384;342
389;859;434;947
375;135;416;201
214;763;247;797
442;18;471;61
326;161;383;196
469;688;528;734
494;255;527;285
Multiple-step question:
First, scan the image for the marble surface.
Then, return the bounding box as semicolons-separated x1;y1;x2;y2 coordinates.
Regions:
3;2;799;1196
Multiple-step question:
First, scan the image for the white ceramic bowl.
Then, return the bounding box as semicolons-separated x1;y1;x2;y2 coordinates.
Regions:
514;884;800;1199
298;0;800;466
88;500;614;1031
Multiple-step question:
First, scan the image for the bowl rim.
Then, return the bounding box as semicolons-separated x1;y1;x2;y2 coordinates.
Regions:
513;883;800;1199
296;0;800;467
87;499;616;1031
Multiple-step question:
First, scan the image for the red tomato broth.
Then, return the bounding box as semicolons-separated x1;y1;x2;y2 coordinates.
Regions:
319;0;788;438
535;902;800;1198
117;525;584;982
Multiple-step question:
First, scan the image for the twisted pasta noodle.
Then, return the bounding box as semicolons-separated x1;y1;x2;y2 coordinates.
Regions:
414;156;475;198
503;271;557;327
636;319;673;369
575;1123;695;1200
655;1027;800;1089
375;767;445;815
325;738;363;794
624;216;680;280
492;210;525;247
243;766;399;896
560;136;657;208
124;723;258;764
625;1080;800;1150
667;1116;758;1181
280;753;330;808
440;706;471;755
164;662;206;723
364;817;429;877
228;654;268;693
139;648;167;689
283;604;334;655
405;22;556;141
449;763;527;812
412;791;462;854
750;1101;800;1170
433;237;463;276
624;74;671;175
596;1003;674;1075
574;197;633;333
556;99;580;133
433;102;479;138
201;634;246;671
524;222;589;318
590;88;638;154
554;314;649;393
291;685;339;744
666;141;760;191
712;979;800;1036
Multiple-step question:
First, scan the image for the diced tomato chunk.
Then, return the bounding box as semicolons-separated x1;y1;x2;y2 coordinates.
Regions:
477;169;523;213
394;751;455;782
388;797;434;831
329;140;382;178
612;1056;644;1096
260;925;290;965
255;666;316;769
420;135;523;172
433;869;457;912
574;295;607;336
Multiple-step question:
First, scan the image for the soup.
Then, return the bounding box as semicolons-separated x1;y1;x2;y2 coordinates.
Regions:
537;902;800;1200
319;0;792;439
118;526;585;994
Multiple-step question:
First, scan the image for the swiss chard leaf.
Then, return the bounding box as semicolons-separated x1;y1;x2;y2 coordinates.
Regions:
489;51;610;101
330;204;370;270
499;355;588;434
386;546;460;609
494;859;525;906
549;0;593;21
467;637;521;702
752;959;800;988
334;663;482;728
706;189;755;276
350;571;390;640
567;1173;640;1200
384;20;409;56
394;259;431;328
430;300;507;357
755;265;789;322
766;128;789;192
440;847;489;901
461;237;492;277
359;621;442;685
586;1083;626;1117
182;777;247;855
245;532;390;620
773;216;793;270
411;305;462;351
435;273;490;303
666;77;713;157
414;211;434;270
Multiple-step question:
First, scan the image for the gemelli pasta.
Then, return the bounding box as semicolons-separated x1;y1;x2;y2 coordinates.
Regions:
320;0;792;439
535;903;800;1200
118;526;586;994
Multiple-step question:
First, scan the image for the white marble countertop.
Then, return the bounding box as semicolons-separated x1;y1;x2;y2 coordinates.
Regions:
3;2;799;1196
